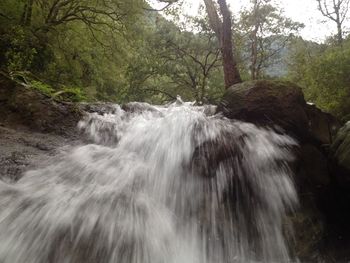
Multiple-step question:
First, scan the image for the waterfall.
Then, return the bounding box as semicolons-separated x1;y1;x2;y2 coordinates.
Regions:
0;100;298;263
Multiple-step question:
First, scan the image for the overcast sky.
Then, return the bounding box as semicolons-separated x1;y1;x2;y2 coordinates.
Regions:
152;0;350;42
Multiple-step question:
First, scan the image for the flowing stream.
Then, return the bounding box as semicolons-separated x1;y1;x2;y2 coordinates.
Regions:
0;100;298;263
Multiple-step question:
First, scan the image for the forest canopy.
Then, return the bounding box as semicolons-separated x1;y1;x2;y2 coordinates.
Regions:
0;0;349;120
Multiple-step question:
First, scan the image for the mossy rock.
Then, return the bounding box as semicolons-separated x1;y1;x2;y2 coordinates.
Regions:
0;72;83;136
331;122;350;170
330;122;350;187
219;80;308;139
221;80;305;112
219;80;340;144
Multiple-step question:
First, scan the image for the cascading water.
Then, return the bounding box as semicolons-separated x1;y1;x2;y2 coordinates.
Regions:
0;100;299;263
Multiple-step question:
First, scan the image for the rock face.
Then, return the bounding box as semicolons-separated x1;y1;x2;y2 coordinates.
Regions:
0;72;82;137
219;80;340;145
306;104;340;145
218;80;350;261
0;125;74;182
0;73;84;181
319;123;350;262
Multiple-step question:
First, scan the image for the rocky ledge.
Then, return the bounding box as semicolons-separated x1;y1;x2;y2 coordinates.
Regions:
2;73;350;261
0;72;85;182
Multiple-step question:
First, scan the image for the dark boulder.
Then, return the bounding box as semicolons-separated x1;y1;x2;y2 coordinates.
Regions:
219;80;341;145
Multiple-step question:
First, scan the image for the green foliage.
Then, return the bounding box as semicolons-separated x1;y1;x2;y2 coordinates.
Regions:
30;80;54;95
7;70;87;102
53;87;87;102
238;0;304;79
0;0;348;115
120;12;225;104
1;26;37;71
308;46;350;120
288;38;350;120
0;0;145;103
29;80;87;102
1;0;225;104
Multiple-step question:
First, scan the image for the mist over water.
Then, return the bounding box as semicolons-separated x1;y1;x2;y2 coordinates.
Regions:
0;100;298;263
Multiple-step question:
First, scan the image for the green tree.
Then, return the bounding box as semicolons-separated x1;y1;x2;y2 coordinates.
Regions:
0;0;147;101
238;0;304;79
125;15;224;103
288;37;350;120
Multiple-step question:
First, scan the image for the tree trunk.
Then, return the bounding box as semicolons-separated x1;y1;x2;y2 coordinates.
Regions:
21;0;34;26
200;75;208;103
20;1;28;25
218;0;242;87
316;0;348;46
25;0;34;26
337;21;343;45
203;0;242;88
250;25;259;79
250;0;259;80
203;0;222;37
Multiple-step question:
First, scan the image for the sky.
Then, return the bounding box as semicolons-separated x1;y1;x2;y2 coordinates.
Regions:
152;0;350;42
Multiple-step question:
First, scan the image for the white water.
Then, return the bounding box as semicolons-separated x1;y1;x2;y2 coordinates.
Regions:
0;100;298;263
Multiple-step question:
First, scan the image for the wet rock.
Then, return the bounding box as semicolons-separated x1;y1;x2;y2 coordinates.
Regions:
0;125;76;182
191;134;238;178
0;152;29;181
78;113;120;146
78;102;119;115
122;102;160;114
203;105;217;116
35;142;53;151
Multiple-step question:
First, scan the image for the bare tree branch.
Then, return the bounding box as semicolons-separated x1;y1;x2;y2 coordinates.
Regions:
316;0;349;45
